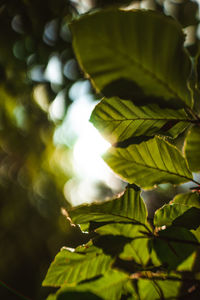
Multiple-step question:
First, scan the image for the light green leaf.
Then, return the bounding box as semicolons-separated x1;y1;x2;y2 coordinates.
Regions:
154;203;200;229
96;223;151;265
96;223;149;238
120;238;150;266
184;125;200;172
90;97;191;144
71;9;192;108
138;278;181;300
154;192;200;229
56;270;129;300
46;295;57;300
70;186;148;229
103;137;193;188
42;247;112;287
173;192;200;207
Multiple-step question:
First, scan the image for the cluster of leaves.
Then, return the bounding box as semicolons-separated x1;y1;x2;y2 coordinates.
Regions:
43;6;200;300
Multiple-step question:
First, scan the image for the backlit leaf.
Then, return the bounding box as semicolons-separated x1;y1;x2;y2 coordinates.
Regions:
42;247;112;287
56;270;129;300
153;226;198;270
184;125;200;172
90;97;191;144
154;203;200;229
173;192;200;207
71;9;192;108
103;137;193;188
70;186;148;229
138;278;181;300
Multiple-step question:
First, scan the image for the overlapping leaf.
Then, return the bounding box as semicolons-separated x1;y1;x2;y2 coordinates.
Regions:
154;192;200;230
90;97;191;144
96;223;151;265
70;186;148;229
42;246;112;287
153;226;198;270
154;203;200;229
103;137;193;188
137;278;181;300
184;125;200;172
71;9;192;108
50;270;130;300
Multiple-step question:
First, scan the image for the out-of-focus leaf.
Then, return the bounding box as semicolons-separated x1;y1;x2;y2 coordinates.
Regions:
42;247;112;287
103;137;192;189
70;186;148;229
71;10;192;108
184;125;200;172
153;226;198;270
90;97;191;144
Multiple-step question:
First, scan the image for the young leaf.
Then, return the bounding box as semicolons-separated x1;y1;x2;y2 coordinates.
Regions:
103;137;193;189
90;97;191;144
70;186;148;229
42;247;112;287
184;125;200;172
71;9;192;108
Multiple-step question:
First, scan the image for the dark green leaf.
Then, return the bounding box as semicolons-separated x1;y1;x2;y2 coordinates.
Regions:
153;226;198;270
103;137;193;188
71;9;192;108
90;97;191;144
184;125;200;172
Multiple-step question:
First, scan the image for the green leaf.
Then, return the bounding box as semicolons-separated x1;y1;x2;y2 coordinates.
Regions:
152;226;198;270
154;192;200;230
42;247;112;287
137;278;181;300
103;137;193;188
154;203;200;230
96;223;151;265
173;192;200;207
184;125;200;172
56;270;129;300
71;9;192;108
96;223;149;238
70;186;148;229
120;238;150;266
90;97;191;144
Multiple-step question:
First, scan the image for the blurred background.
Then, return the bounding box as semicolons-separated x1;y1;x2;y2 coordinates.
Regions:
0;0;200;299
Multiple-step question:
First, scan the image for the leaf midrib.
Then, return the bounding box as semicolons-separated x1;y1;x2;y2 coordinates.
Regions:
96;117;193;122
110;153;192;182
